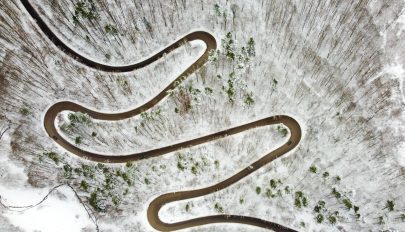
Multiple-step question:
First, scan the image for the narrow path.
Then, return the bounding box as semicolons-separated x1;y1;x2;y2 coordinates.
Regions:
21;1;301;231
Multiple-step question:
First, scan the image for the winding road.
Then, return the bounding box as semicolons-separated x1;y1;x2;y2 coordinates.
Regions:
21;0;301;231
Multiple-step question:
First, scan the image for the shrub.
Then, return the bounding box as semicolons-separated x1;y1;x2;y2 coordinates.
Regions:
332;187;341;198
74;167;82;175
214;4;221;16
177;161;185;171
302;196;308;207
214;160;220;169
244;93;255;106
342;198;352;210
294;191;308;208
328;215;337;224
316;214;324;223
385;200;395;211
63;164;73;178
214;203;224;213
81;164;95;179
120;172;132;186
177;153;184;160
255;186;261;194
68;112;90;126
309;166;317;173
208;50;220;62
295;197;302;208
204;87;213;94
284;186;291;194
222;32;236;61
222;75;236;103
191;165;198;175
117;78;129;88
314;200;326;213
226;50;235;61
247;37;255;57
126;161;133;168
272;78;278;90
239;197;244;204
270;179;278;189
277;125;288;137
44;151;60;164
89;191;103;211
104;24;118;35
96;163;105;171
188;85;201;96
266;188;274;198
80;180;89;192
111;195;121;206
19;107;30;116
75;136;82;145
73;0;98;23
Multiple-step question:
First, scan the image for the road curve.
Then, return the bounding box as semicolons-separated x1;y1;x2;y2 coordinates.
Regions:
21;0;301;231
148;116;300;232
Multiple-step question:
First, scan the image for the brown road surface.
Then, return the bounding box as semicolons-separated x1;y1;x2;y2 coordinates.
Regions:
21;0;301;231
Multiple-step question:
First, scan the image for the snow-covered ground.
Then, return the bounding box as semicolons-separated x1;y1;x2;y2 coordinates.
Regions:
1;0;404;231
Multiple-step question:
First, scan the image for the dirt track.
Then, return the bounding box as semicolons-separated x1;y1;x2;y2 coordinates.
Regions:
21;0;301;231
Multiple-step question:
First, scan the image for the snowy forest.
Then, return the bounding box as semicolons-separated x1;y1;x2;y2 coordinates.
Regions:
0;0;404;231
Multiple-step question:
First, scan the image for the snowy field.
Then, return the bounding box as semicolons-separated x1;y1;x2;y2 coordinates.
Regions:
1;0;405;231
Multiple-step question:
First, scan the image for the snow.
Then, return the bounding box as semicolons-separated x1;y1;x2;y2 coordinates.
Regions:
1;186;94;232
1;0;405;231
0;133;94;232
